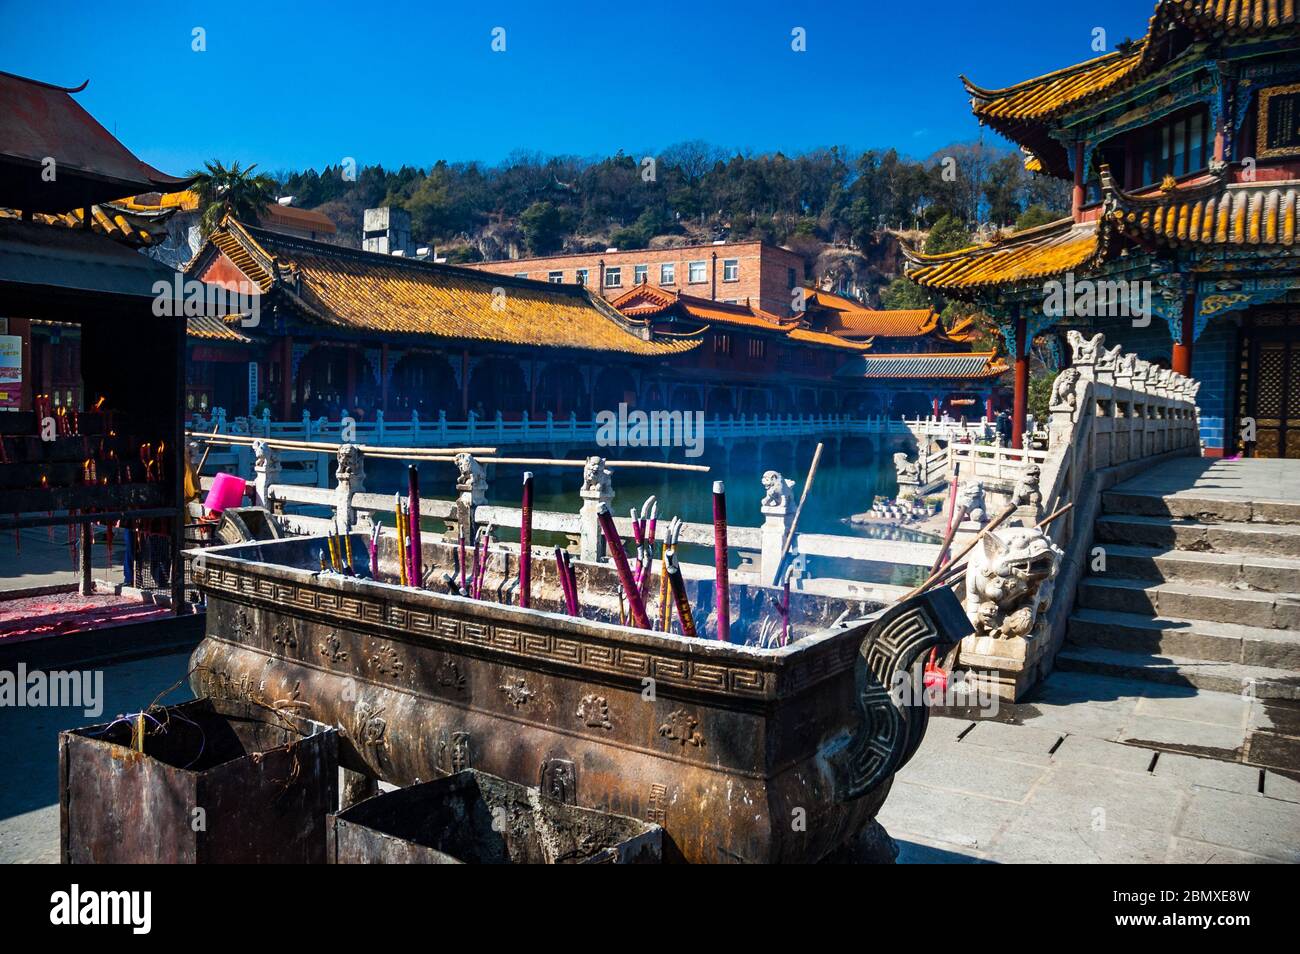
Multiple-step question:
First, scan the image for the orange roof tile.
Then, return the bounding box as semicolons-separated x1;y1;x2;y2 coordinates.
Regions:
803;288;940;337
608;283;871;351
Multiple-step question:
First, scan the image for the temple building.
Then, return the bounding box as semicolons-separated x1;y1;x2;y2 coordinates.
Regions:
182;220;1008;424
905;0;1299;455
0;70;193;605
608;283;1006;419
184;218;703;421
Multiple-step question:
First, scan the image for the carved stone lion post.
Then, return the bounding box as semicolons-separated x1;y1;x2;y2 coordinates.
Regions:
579;456;613;562
759;470;796;583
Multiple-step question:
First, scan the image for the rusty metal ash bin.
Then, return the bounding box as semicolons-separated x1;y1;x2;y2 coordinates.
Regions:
60;697;338;863
329;769;663;863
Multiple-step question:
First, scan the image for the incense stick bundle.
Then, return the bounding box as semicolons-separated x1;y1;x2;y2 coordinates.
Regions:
458;528;467;595
395;495;408;586
407;465;422;588
597;503;649;629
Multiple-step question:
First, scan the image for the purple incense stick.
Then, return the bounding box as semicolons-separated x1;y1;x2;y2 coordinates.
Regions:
713;480;730;642
407;464;422;588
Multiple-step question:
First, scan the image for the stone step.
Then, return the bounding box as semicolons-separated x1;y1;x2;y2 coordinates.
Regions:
1068;607;1300;670
1102;489;1300;524
1096;513;1300;558
1054;644;1300;700
1077;577;1300;630
1097;543;1300;593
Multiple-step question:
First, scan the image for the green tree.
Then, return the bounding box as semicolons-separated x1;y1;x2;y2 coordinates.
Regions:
923;213;973;255
1028;369;1059;424
520;200;574;255
1014;204;1059;231
880;277;931;310
187;159;277;236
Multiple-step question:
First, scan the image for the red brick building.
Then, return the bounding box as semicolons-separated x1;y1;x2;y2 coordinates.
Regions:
470;240;806;317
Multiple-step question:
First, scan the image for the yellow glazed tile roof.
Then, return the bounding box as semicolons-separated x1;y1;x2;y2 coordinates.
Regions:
963;41;1150;125
905;218;1101;292
187;314;252;343
0;202;171;247
1174;0;1297;33
1111;180;1300;247
202;220;699;356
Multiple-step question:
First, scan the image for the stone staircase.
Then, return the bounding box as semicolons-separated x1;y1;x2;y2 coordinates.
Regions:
1060;470;1300;700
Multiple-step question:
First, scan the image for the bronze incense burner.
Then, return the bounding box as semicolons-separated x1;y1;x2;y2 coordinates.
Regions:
189;533;970;863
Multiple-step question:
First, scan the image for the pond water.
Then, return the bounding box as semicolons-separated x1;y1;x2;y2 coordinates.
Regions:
361;440;937;587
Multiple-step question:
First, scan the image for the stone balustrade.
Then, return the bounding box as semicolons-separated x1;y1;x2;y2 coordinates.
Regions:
957;330;1202;701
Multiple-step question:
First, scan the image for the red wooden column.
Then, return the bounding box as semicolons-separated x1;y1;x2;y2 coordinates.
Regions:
1072;142;1086;221
1011;307;1028;450
1171;287;1195;376
379;342;389;413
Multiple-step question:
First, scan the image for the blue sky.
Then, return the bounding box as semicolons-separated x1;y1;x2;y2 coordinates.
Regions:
0;0;1154;175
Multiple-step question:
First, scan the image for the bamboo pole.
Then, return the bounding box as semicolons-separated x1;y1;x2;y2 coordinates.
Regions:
187;432;497;456
901;502;1018;601
771;442;823;585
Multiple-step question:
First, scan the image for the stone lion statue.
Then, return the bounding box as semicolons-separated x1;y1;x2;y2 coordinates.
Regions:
1067;330;1105;365
582;456;612;496
1050;368;1081;412
1012;464;1043;508
454;453;486;497
893;452;919;484
955;480;986;523
761;470;795;510
336;443;363;482
964;527;1063;641
252;438;279;472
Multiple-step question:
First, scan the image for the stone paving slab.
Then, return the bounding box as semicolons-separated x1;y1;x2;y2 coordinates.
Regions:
881;669;1300;864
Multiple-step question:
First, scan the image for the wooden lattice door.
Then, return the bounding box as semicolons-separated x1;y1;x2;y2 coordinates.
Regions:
1240;310;1300;458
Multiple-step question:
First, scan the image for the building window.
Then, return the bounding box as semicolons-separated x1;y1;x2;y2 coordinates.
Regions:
688;260;707;284
660;263;675;285
714;333;732;356
513;272;528;279
748;338;767;359
548;271;563;283
605;266;622;288
634;264;648;284
722;258;739;282
1136;107;1211;188
787;267;797;289
575;268;589;286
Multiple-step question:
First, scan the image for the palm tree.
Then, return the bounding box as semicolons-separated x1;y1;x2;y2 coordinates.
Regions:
187;159;278;236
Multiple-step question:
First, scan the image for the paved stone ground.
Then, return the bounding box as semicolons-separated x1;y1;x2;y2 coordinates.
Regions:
4;652;1298;864
880;669;1300;863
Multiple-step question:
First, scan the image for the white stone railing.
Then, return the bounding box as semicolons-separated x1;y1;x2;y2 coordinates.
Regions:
192;407;987;449
196;443;941;602
957;331;1202;700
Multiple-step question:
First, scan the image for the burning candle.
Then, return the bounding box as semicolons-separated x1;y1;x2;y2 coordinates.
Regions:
519;472;533;608
712;480;730;642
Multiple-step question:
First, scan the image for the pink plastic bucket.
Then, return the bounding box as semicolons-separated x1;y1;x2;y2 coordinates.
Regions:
204;472;247;514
